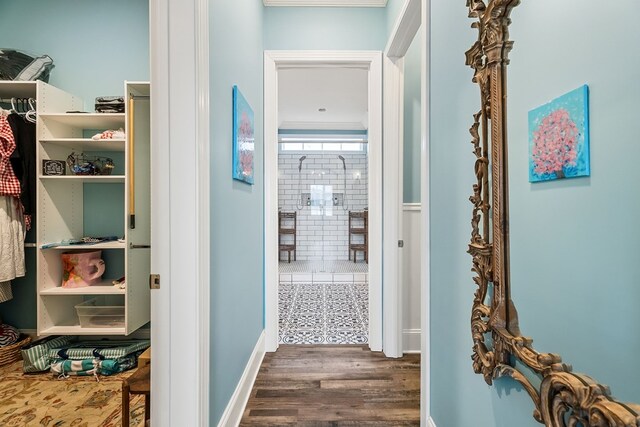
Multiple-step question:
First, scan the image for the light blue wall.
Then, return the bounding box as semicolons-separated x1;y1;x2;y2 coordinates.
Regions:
0;0;149;110
264;7;386;50
508;0;640;404
386;0;406;41
0;0;149;329
210;1;264;424
403;27;421;203
430;0;639;426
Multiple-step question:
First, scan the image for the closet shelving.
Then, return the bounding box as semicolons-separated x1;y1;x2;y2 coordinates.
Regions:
0;80;151;336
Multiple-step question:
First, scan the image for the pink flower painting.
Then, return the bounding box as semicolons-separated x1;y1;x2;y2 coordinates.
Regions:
528;85;590;182
232;86;255;184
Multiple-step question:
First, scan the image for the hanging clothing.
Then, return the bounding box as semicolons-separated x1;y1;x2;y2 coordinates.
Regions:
8;113;36;227
0;115;20;199
0;281;12;303
0;195;25;284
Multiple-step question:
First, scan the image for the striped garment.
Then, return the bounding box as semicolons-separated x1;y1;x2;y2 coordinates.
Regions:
21;336;149;373
50;353;139;379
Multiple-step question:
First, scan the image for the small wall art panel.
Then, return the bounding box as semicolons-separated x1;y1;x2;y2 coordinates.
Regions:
528;85;590;183
232;85;255;185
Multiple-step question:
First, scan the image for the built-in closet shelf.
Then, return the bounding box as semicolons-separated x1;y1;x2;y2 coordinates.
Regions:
40;241;126;250
40;138;125;152
0;81;36;98
39;325;126;336
40;284;126;296
39;113;125;128
39;175;125;183
34;81;150;337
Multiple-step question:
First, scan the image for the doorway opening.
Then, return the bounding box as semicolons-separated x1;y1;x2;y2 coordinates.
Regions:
277;67;370;345
264;51;382;352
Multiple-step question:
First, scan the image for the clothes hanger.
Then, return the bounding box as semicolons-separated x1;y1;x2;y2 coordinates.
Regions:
25;98;36;123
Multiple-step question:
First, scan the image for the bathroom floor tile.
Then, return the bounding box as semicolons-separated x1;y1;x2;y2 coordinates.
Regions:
279;282;368;345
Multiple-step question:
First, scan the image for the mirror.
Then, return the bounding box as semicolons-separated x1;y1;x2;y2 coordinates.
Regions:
465;0;640;425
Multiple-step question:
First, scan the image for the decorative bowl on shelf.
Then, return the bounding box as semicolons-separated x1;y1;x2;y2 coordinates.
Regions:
66;152;114;175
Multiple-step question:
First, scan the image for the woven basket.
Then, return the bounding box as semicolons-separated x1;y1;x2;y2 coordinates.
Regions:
0;335;31;367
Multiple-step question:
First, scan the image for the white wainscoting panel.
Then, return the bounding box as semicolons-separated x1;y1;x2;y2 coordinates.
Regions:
403;203;421;353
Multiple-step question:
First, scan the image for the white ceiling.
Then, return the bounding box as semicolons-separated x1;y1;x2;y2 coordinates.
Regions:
278;67;369;130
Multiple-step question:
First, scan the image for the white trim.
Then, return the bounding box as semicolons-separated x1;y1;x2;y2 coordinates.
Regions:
367;52;383;352
403;202;422;211
264;0;387;7
279;120;366;130
402;328;421;353
217;332;266;427
195;0;211;424
428;416;437;427
385;0;422;58
382;55;404;358
421;0;431;425
151;0;207;424
264;50;383;352
264;53;279;353
149;0;172;425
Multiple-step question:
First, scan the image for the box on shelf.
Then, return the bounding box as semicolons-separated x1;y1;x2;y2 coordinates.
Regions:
75;298;125;328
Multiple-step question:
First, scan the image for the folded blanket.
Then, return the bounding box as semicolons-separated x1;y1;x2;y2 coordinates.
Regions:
50;352;140;379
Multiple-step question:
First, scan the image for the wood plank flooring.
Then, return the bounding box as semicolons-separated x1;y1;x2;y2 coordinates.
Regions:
240;345;421;426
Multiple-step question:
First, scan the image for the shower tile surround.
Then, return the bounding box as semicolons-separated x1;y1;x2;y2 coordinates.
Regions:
278;153;369;262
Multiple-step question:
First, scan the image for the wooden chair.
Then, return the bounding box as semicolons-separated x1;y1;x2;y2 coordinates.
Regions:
279;211;297;263
349;210;368;263
122;361;150;426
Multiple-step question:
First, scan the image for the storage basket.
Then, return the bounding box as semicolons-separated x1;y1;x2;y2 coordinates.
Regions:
66;152;114;176
0;334;31;367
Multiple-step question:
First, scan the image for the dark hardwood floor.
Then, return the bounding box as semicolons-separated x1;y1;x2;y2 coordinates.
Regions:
240;345;421;426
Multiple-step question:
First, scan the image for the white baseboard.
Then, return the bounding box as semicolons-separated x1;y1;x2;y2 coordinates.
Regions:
19;328;151;340
403;328;421;353
428;416;437;427
217;331;266;427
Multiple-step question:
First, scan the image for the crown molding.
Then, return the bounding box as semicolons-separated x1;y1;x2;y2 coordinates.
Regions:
264;0;388;7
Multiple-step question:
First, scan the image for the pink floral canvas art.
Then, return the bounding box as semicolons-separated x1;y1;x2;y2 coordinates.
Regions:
528;85;590;182
232;85;255;185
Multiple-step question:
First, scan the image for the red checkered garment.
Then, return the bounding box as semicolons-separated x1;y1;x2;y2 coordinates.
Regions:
0;115;20;198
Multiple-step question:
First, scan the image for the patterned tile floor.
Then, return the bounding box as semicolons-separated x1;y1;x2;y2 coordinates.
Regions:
278;260;369;274
279;282;368;345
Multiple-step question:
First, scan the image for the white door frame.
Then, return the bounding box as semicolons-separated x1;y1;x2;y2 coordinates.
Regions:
264;50;383;352
384;0;431;422
421;0;431;424
149;0;210;425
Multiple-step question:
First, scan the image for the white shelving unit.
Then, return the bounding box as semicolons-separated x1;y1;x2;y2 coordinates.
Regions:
1;80;151;336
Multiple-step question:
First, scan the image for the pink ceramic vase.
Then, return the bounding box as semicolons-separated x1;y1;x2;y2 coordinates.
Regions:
61;250;106;288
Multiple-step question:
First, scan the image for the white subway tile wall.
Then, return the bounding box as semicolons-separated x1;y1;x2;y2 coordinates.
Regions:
279;153;369;261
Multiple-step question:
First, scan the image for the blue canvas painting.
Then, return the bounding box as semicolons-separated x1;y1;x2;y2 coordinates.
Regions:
528;85;590;182
232;85;255;185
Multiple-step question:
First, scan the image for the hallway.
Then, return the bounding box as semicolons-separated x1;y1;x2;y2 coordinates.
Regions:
240;345;420;426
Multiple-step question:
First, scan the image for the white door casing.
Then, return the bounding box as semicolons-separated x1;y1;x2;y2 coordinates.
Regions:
150;0;210;425
264;51;383;352
383;0;422;358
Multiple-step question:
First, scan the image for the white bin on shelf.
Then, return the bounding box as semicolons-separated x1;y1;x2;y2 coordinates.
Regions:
75;298;125;328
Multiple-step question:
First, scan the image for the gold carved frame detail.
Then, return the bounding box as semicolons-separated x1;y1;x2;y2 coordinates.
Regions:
465;1;640;425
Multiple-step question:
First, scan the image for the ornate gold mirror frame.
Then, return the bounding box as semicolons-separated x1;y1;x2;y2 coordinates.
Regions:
465;1;640;425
